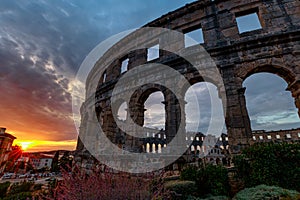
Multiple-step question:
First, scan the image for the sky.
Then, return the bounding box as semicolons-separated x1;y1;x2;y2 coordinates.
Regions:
0;0;299;152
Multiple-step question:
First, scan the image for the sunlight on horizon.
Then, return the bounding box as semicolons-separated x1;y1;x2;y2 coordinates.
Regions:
14;140;77;152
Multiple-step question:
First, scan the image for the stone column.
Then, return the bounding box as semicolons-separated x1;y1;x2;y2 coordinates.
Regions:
222;67;252;154
164;91;186;155
127;102;145;152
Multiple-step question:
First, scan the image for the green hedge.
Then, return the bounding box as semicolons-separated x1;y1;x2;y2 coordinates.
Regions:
233;143;300;191
0;182;10;198
233;184;300;200
165;180;197;197
180;164;230;197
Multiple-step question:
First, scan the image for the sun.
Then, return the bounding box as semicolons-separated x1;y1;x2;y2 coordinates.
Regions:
18;142;33;151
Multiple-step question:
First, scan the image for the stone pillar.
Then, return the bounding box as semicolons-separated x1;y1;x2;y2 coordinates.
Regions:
127;102;145;152
226;86;252;153
164;91;186;155
164;92;180;143
222;67;251;154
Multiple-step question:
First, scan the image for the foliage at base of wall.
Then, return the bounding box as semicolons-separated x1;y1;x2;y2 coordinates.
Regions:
233;142;300;191
180;164;230;197
232;184;300;200
0;181;41;200
164;180;197;198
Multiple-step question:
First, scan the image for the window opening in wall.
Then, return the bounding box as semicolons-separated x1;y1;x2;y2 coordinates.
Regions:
121;58;129;74
184;28;204;47
236;10;262;33
276;135;281;139
147;44;159;61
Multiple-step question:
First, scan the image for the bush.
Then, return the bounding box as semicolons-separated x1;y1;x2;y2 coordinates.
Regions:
233;143;300;191
180;164;230;197
0;181;10;198
2;192;32;200
164;180;197;198
187;195;229;200
8;181;34;195
181;165;198;181
233;184;300;200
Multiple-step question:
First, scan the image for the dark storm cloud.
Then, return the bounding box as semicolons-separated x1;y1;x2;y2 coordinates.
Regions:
0;0;195;143
1;0;298;145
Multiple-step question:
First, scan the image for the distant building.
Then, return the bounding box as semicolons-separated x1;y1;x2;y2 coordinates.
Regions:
0;127;16;174
251;128;300;144
30;154;53;170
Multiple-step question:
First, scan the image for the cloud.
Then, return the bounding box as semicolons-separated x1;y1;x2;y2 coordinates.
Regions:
0;0;196;149
1;0;298;151
244;73;300;131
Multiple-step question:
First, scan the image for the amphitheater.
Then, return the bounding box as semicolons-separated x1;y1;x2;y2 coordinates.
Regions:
76;0;300;168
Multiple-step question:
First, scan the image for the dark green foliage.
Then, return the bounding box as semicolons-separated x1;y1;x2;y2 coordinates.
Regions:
233;184;300;200
0;181;10;198
233;143;300;191
51;150;59;172
59;151;72;171
8;181;34;195
187;195;229;200
180;164;230;197
165;180;197;198
197;165;230;196
2;192;32;200
181;165;198;181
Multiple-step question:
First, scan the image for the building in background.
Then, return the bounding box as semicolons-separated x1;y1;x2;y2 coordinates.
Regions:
0;127;16;174
30;154;53;170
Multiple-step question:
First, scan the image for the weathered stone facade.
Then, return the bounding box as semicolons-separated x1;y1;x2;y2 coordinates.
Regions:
0;128;16;174
76;0;300;158
251;127;300;144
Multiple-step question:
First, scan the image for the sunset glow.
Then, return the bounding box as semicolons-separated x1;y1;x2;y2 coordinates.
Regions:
18;141;33;151
14;140;77;152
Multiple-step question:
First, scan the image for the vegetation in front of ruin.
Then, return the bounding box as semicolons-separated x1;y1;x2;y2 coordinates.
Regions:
179;163;230;198
233;142;300;191
232;184;300;200
0;181;43;200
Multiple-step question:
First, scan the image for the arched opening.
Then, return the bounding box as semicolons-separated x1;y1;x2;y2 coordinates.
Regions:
184;82;227;158
185;82;227;136
243;72;300;131
143;91;165;130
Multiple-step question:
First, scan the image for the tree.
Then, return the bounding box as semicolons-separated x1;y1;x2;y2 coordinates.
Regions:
51;151;59;172
59;151;72;171
233;142;300;191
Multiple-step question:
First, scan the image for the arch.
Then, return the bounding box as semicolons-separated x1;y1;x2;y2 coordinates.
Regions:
243;72;300;131
143;90;166;130
241;65;296;85
184;81;227;136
